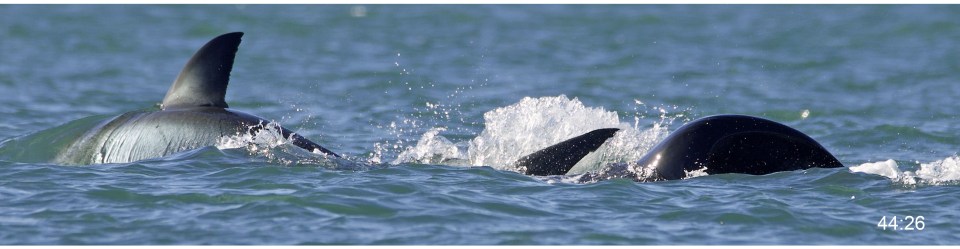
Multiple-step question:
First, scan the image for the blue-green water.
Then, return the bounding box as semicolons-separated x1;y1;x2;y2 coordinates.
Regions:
2;5;960;245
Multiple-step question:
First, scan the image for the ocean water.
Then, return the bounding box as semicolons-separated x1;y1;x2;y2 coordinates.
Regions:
1;5;959;245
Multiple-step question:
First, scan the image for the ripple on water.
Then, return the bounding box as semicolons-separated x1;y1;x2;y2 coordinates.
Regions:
2;5;960;245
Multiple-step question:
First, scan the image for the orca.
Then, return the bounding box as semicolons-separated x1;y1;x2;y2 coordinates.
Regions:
514;128;620;176
55;32;338;165
516;115;843;181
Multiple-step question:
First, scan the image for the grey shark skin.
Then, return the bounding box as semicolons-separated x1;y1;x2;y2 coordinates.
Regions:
519;115;842;181
56;32;337;165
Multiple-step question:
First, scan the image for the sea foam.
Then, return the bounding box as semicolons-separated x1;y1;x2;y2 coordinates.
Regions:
394;95;672;176
850;156;960;185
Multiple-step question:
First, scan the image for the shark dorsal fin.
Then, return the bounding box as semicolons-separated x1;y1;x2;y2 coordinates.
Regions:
161;32;243;110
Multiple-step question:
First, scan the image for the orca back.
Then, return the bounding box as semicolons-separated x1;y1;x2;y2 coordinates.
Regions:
636;115;842;180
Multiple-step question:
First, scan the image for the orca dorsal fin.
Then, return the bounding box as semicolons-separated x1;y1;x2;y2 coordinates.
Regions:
514;128;620;176
161;32;243;110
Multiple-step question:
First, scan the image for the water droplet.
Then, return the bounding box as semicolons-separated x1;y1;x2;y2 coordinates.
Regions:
350;5;367;18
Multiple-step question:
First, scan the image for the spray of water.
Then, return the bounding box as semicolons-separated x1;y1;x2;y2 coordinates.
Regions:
216;121;340;167
850;156;960;185
391;95;688;180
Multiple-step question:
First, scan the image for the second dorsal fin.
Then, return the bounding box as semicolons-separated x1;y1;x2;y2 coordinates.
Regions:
514;128;620;176
161;32;243;110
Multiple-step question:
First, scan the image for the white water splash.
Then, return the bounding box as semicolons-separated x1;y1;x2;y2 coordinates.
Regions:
215;121;324;166
849;159;901;179
467;95;624;171
850;156;960;185
392;127;467;165
566;121;668;175
393;95;673;175
683;167;710;179
216;121;292;151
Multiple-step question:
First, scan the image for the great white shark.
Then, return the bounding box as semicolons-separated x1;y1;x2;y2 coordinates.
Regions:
55;32;338;165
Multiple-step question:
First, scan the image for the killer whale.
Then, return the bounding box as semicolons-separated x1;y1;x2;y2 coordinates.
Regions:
514;128;620;176
55;32;337;165
516;115;842;181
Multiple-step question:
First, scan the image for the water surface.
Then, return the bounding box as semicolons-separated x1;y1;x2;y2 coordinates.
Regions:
1;5;959;245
